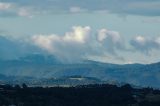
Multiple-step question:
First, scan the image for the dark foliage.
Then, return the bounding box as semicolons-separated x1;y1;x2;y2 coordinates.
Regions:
0;84;160;106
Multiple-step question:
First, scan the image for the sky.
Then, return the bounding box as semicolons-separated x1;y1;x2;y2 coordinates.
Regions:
0;0;160;64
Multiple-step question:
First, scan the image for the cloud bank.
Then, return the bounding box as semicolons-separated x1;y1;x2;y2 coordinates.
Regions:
1;0;160;16
32;26;125;62
1;26;160;63
31;26;160;63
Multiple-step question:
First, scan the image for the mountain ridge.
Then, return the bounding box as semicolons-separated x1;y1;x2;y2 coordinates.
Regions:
0;54;160;88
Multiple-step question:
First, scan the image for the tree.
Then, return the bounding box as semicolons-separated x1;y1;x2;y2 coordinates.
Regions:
22;83;28;89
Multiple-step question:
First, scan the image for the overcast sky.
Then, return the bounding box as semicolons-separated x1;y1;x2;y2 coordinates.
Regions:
0;0;160;64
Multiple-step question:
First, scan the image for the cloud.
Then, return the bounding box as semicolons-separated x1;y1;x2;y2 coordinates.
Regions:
69;6;87;13
32;26;95;62
32;26;125;62
17;8;33;18
1;26;160;63
130;36;160;54
1;0;160;16
0;2;11;10
0;2;33;18
0;2;15;17
97;29;125;55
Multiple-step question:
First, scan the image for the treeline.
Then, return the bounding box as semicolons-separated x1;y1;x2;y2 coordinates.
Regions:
0;83;160;106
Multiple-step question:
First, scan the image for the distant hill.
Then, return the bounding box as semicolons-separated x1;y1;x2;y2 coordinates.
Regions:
0;54;160;88
0;74;104;87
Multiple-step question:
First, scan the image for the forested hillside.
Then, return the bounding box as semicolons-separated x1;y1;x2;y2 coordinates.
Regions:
0;84;160;106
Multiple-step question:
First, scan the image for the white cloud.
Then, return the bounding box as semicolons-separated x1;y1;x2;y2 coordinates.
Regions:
64;26;91;43
98;29;122;43
130;36;160;54
0;2;34;18
155;37;160;45
97;29;125;55
14;25;160;63
134;36;146;45
32;35;56;52
2;25;160;64
18;8;33;18
32;26;93;62
32;26;125;62
69;7;87;13
0;2;11;10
